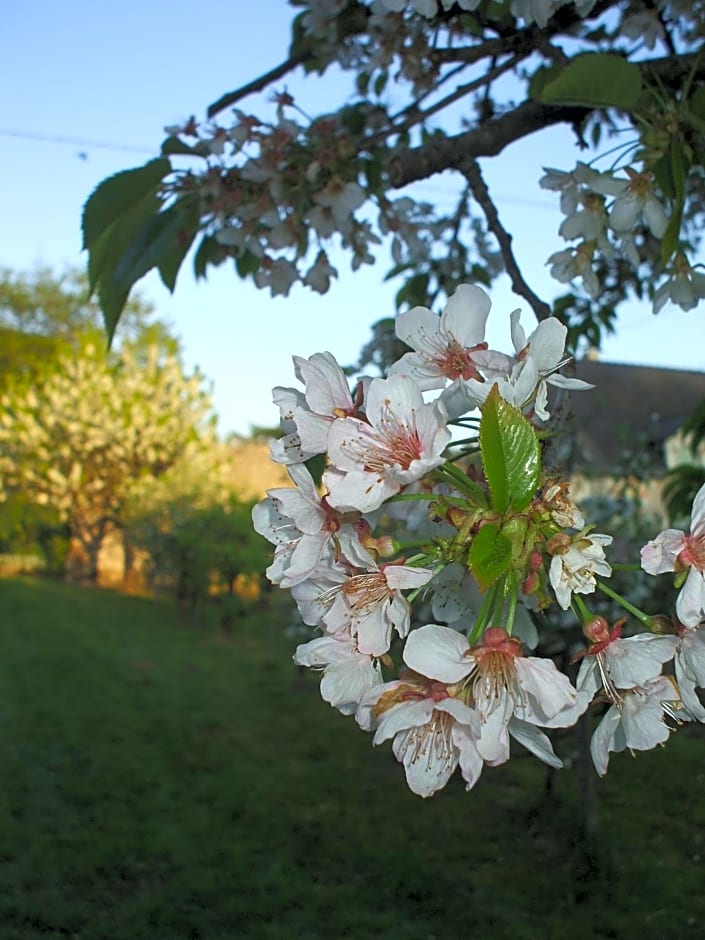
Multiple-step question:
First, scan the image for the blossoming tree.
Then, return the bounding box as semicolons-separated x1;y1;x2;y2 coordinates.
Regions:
0;337;217;582
81;0;705;793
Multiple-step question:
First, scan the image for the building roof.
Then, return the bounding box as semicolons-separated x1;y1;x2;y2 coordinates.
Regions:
564;359;705;474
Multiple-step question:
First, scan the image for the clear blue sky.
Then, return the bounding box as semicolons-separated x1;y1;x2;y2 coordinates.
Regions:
2;1;704;437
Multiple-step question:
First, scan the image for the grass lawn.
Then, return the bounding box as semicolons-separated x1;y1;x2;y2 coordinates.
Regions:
0;577;704;939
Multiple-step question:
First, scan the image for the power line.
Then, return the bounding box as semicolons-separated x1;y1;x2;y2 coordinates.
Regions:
1;127;555;210
0;128;156;156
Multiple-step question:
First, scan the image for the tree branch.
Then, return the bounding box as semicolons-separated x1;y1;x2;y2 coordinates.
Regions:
460;157;552;322
207;54;309;119
388;51;705;189
388;99;587;188
380;52;527;145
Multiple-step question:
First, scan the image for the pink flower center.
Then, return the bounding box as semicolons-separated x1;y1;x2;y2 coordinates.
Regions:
466;627;523;708
435;339;487;381
363;410;424;472
679;533;705;572
343;572;392;614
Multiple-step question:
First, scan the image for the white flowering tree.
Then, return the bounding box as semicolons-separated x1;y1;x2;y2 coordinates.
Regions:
0;337;217;582
83;0;704;343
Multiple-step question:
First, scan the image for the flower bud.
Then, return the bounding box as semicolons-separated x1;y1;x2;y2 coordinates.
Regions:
648;614;676;635
546;532;571;556
582;616;610;644
522;571;539;595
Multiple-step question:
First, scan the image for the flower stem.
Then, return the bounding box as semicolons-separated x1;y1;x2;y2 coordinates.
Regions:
436;462;487;503
504;575;518;636
596;580;652;626
572;594;593;624
469;582;498;643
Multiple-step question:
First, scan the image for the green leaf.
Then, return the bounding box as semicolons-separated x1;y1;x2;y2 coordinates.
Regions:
373;71;388;97
395;272;429;310
160;136;207;158
87;189;162;297
193;235;226;279
157;199;201;291
479;386;541;513
91;197;191;343
81;158;171;251
235;249;261;279
538;54;643;112
660;139;688;264
528;64;561;101
468;522;512;589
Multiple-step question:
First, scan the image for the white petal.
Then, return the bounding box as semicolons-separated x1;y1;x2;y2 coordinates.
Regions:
514;657;579;721
606;634;678;689
590;705;622;776
676;568;705;628
640;529;685;574
402;624;471;683
373;699;433;745
508;718;563;768
394;725;458;798
441;284;491;348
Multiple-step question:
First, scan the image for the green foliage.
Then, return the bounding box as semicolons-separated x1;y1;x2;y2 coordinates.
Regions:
536;53;643;112
82;159;200;343
0;265;171;352
479;387;541;514
0;493;69;573
130;497;269;620
468;521;512;588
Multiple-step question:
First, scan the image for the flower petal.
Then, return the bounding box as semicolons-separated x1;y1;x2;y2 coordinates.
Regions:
402;624;472;683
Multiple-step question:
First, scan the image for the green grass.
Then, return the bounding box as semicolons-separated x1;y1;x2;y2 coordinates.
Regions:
1;577;705;939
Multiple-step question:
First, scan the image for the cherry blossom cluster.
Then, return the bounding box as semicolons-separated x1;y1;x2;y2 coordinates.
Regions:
165;99;471;299
252;283;705;797
542;161;705;313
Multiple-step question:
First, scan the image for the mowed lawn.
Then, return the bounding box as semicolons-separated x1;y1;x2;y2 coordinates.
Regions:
1;578;705;939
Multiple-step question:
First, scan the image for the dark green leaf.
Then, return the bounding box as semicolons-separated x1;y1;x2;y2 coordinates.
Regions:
110;202;192;291
92;197;191;343
660;139;688;264
157;200;201;292
161;136;207;158
235;249;261;278
538;54;642;112
468;522;512;589
87;190;162;297
374;71;388;97
479;386;541;513
193;235;226;280
81;158;171;251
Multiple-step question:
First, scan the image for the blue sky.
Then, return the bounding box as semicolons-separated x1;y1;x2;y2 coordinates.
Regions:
2;1;704;437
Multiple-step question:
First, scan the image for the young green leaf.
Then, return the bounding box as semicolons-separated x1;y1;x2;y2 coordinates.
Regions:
479;386;541;513
538;54;643;112
468;522;512;589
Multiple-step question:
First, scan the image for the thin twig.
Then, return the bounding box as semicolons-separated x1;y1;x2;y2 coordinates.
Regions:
396;53;525;140
207;54;309;119
460;156;552;322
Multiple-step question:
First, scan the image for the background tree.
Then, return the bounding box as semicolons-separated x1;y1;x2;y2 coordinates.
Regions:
0;265;172;347
81;0;705;355
0;335;217;582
